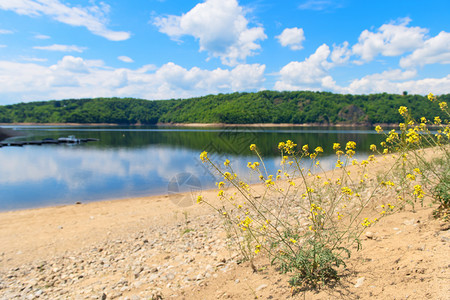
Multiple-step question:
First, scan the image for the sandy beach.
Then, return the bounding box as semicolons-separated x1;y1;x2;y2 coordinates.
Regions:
0;150;449;299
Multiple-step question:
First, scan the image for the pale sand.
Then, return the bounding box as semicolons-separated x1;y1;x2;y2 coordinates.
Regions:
0;190;218;268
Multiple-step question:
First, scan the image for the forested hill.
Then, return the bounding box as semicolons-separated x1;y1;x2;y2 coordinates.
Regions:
0;91;448;125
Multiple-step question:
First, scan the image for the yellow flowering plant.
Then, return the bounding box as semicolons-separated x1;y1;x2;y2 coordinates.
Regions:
374;93;449;218
198;136;406;288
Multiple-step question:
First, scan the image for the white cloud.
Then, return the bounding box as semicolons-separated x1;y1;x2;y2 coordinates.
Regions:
0;56;266;103
400;31;450;68
154;0;266;66
0;0;130;41
118;56;134;63
342;70;450;95
276;27;305;50
34;34;50;39
330;41;351;65
352;18;428;62
33;44;86;52
344;69;417;94
274;44;331;90
0;45;6;48
0;29;13;34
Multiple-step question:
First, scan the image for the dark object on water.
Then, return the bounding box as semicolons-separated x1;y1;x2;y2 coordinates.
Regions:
0;135;99;147
58;135;80;143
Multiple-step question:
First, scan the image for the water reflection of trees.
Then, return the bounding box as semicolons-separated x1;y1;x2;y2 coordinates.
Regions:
13;127;385;157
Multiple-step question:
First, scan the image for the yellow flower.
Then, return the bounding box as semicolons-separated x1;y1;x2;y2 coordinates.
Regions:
383;148;389;154
370;144;377;152
420;117;427;123
427;93;435;101
439;102;448;110
223;172;233;180
315;146;323;153
217;181;225;188
434;116;442;125
302;144;309;152
406;174;415;181
333;143;340;150
218;190;224;197
278;142;285;149
398;106;408;116
196;195;203;204
200;151;208;162
413;168;422;174
290;238;297;244
265;179;274;186
361;218;371;227
250;144;257;151
254;244;261;254
346;141;356;150
375;125;383;133
224;159;230;167
413;185;424;199
341;186;353;196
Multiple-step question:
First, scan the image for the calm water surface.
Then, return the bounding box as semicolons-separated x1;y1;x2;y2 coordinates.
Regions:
0;125;384;211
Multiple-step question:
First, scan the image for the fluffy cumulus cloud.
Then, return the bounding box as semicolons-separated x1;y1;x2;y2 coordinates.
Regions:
276;27;305;50
0;0;130;41
352;18;428;62
275;17;450;95
0;56;266;103
400;31;450;68
274;44;332;90
154;0;267;66
344;70;450;95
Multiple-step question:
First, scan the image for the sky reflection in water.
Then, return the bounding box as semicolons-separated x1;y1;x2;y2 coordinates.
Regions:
0;126;382;211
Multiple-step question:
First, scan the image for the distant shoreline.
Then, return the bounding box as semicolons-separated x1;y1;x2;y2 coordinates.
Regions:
1;122;382;127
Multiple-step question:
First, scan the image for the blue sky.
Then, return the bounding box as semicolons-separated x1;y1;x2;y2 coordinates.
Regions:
0;0;449;105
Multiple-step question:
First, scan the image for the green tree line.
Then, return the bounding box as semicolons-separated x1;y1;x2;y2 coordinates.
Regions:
0;91;447;125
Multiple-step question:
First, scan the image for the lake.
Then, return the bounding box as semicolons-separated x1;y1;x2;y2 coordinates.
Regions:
0;125;385;211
